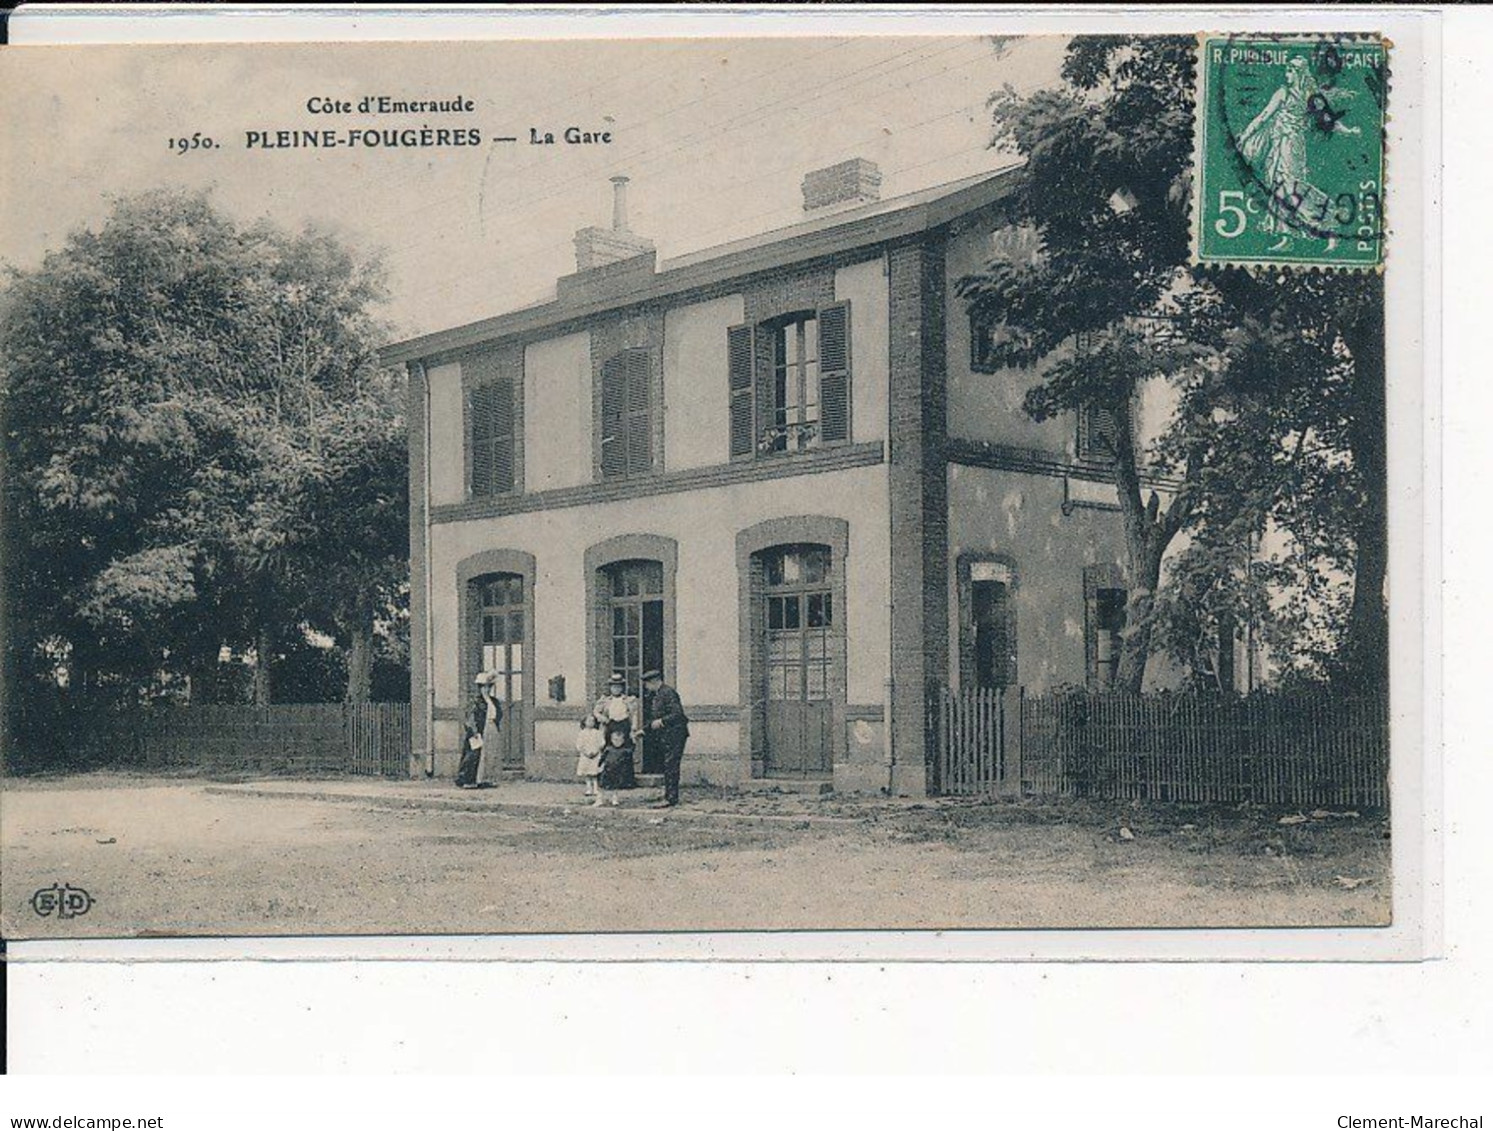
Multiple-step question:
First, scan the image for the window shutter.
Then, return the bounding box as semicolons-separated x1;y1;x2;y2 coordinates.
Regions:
970;313;992;372
727;323;755;458
625;350;652;477
469;379;514;496
754;324;776;450
491;390;515;494
817;301;851;445
600;354;627;480
470;383;494;496
466;350;519;497
1080;402;1118;461
601;348;652;480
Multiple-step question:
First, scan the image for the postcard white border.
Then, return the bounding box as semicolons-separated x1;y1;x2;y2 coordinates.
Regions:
1;5;1440;971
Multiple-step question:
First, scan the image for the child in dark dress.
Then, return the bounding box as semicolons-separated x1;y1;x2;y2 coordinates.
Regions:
598;726;635;804
593;671;639;797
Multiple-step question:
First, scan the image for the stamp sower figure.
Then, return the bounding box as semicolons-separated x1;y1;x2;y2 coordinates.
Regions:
1237;56;1361;239
643;669;689;808
457;670;503;789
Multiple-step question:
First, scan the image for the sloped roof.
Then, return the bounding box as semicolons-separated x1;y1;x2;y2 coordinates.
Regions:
382;162;1024;365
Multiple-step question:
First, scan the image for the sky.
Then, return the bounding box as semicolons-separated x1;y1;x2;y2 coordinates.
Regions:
0;36;1067;340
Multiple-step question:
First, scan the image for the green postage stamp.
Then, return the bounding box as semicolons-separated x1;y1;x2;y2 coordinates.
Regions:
1193;34;1388;270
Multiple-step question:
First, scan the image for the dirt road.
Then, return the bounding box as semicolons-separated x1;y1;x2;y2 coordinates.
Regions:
1;775;1390;937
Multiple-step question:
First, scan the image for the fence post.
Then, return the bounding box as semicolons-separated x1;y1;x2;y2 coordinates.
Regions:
1005;686;1024;797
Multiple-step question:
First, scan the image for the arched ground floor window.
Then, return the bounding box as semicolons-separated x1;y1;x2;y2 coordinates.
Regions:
585;534;678;774
457;549;535;779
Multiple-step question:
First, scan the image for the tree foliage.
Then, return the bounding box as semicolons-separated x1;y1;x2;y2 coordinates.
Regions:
958;36;1386;690
1;189;407;733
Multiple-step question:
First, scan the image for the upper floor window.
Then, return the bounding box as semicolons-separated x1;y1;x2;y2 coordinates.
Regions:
1078;402;1119;462
728;302;851;460
1071;330;1118;464
970;312;1028;374
767;313;820;454
469;369;517;497
599;348;654;481
971;312;1000;373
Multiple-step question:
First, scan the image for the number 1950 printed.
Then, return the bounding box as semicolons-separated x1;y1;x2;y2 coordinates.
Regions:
168;132;220;155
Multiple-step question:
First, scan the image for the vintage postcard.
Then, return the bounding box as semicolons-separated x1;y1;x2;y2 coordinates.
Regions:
0;23;1432;951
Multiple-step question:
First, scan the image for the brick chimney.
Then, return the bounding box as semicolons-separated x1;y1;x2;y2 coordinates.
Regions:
573;175;655;272
801;158;882;213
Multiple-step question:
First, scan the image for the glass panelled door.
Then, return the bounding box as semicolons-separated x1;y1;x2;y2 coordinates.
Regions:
478;573;526;772
761;544;835;777
605;560;665;772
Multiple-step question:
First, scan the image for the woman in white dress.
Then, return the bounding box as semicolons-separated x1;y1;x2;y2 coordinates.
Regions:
476;673;503;783
457;671;503;788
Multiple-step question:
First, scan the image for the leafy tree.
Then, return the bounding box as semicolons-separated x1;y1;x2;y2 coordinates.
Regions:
1;189;406;728
958;36;1386;690
264;368;409;703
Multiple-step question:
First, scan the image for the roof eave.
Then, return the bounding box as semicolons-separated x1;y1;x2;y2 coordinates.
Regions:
380;164;1025;367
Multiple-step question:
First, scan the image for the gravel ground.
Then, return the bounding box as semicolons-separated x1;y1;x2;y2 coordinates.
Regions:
1;773;1391;938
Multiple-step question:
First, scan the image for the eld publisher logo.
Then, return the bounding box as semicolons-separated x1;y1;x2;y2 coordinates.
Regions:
30;883;94;920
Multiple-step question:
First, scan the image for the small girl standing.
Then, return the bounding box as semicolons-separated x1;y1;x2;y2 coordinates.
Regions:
575;714;605;804
598;727;632;806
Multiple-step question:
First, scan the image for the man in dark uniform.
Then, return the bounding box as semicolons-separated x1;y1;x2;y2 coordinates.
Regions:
642;669;689;808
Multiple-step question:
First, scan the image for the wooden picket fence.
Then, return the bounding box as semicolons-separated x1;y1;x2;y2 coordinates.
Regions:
80;702;410;777
933;685;1010;796
932;685;1389;808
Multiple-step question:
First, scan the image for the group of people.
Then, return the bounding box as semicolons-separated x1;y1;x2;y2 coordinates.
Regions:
574;669;690;808
459;667;690;809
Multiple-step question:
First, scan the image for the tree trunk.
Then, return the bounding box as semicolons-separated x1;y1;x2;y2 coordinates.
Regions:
1339;294;1389;690
1116;532;1166;694
186;643;221;705
1110;391;1191;694
344;625;373;705
253;625;274;706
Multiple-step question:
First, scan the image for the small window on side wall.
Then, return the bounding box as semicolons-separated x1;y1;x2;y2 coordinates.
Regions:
1082;563;1127;692
970;312;1032;374
960;559;1017;691
970;313;1004;374
1091;587;1126;690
